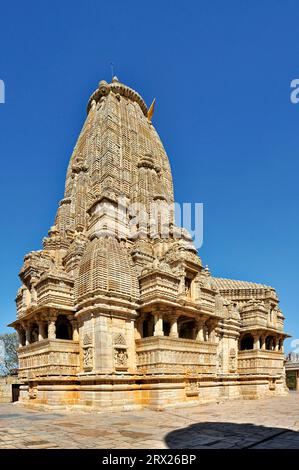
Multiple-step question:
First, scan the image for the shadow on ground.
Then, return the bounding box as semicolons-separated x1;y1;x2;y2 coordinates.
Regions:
165;422;299;449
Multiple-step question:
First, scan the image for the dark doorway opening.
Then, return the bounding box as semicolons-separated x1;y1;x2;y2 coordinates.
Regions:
240;335;254;350
12;384;20;402
56;315;72;340
163;321;171;337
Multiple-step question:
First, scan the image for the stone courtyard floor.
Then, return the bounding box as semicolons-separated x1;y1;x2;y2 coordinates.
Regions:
1;392;299;449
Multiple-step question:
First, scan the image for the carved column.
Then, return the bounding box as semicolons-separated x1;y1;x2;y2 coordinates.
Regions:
16;326;24;348
191;323;197;339
67;315;76;340
274;337;279;351
22;321;31;346
196;319;205;341
18;330;23;348
169;315;179;338
136;317;143;339
153;313;163;336
260;334;266;350
253;333;260;350
210;327;216;343
48;314;57;340
38;321;46;341
207;319;217;342
25;327;31;346
70;318;79;341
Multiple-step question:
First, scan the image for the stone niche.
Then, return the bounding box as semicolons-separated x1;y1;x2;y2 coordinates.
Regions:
82;333;93;371
113;333;128;371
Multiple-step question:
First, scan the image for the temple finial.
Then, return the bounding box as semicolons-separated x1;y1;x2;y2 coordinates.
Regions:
147;98;156;122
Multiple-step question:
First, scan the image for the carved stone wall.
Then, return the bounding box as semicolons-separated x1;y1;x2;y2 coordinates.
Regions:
136;337;217;374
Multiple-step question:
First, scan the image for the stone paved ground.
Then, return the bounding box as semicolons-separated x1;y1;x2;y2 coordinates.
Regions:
1;392;299;449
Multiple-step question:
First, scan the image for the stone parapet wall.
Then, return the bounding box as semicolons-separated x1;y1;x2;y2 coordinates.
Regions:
18;339;79;380
238;350;284;375
136;336;217;374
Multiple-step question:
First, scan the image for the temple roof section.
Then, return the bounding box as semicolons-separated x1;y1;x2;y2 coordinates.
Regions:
213;277;274;292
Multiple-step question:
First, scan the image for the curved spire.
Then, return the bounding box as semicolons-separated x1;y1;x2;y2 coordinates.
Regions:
48;78;174;245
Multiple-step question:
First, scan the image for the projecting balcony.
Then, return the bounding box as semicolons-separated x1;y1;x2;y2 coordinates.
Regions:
237;349;284;376
35;274;74;309
16;276;75;320
241;315;268;330
135;336;217;375
139;270;180;304
18;338;80;381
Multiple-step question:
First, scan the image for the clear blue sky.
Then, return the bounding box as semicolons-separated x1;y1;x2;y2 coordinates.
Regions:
0;1;298;352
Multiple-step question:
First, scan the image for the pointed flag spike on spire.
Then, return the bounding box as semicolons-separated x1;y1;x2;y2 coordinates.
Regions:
147;98;156;122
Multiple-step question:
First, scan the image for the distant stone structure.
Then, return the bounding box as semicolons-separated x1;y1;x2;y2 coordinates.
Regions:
285;353;299;390
0;374;20;403
9;77;289;409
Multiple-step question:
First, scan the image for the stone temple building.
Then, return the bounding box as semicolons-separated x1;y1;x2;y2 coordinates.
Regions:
9;77;289;409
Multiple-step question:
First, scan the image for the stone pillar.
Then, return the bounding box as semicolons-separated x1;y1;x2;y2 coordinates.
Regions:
67;315;79;341
16;327;24;348
38;321;46;341
25;326;31;346
274;337;279;351
296;371;299;392
136;317;143;339
153;313;163;336
196;319;205;341
203;322;208;342
191;324;197;340
169;316;178;338
210;329;216;343
48;316;57;340
18;331;23;348
207;320;217;342
72;321;79;341
253;333;260;350
260;334;266;350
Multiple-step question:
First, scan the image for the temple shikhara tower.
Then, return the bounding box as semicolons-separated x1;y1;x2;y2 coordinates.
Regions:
10;77;289;409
